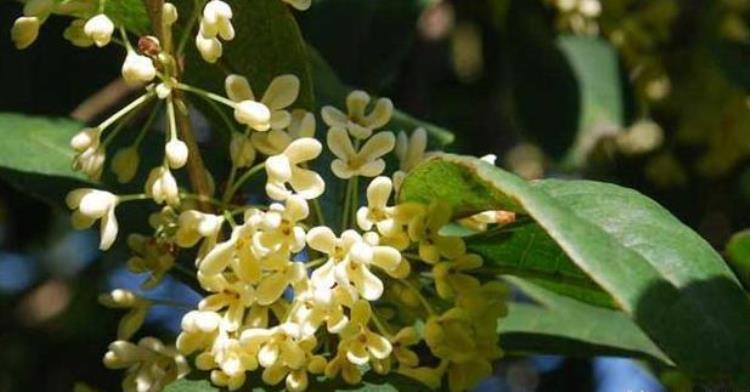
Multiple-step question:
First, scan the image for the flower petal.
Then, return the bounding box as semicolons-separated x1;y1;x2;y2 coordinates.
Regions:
326;127;355;160
261;75;300;110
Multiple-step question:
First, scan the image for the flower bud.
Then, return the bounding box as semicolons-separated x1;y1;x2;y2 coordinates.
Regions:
202;0;234;40
121;51;156;85
163;3;179;26
195;33;222;63
146;166;180;205
111;146;140;183
71;127;99;151
98;289;138;308
84;14;114;47
234;100;271;131
155;83;172;99
11;17;40;50
165;139;189;169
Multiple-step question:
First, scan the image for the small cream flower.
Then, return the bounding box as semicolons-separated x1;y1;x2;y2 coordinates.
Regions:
432;253;483;299
265;138;325;200
201;0;235;41
408;202;465;264
227;74;299;132
71;127;105;180
356;176;422;249
84;14;115;47
293;285;350;335
199;273;256;332
253;196;309;255
98;289;151;340
337;300;392;365
126;234;175;289
66;188;119;250
322;90;393;139
255;254;306;306
176;310;222;355
176;210;223;248
145;166;180;205
11;17;40;49
252;109;315;156
103;338;189;392
259;335;325;392
327;127;395;179
195;33;222;63
121;51;156;85
306;228;402;301
203;336;258;391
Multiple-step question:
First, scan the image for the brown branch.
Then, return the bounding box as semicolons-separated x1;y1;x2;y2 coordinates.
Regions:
144;0;213;211
70;78;139;123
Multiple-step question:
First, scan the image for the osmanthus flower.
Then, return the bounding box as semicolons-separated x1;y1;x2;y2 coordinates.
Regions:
226;74;300;132
66;188;119;250
390;326;421;368
229;132;256;168
253;195;309;256
199;336;259;391
175;210;224;249
111;145;141;183
356;176;423;249
63;19;94;47
196;0;234;63
255;335;327;392
241;323;316;386
292;284;351;336
254;253;306;306
145;166;180;205
327;127;396;179
265;138;325;200
11;16;41;49
408;202;466;264
98;289;152;340
458;210;516;232
197;273;257;332
322;90;393;140
252;109;316;156
71;127;105;180
103;337;189;392
306;227;403;301
176;310;223;356
432;253;483;300
336;300;392;367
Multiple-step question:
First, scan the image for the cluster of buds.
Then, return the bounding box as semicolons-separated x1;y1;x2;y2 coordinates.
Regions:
10;0;513;391
550;0;602;35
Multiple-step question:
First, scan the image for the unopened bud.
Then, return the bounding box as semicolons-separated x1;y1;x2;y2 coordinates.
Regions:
11;17;40;49
138;35;161;56
230;132;256;168
84;14;114;47
111;146;140;183
163;3;179;26
165;139;189;169
195;33;222;63
122;51;156;85
234;100;271;131
63;19;94;47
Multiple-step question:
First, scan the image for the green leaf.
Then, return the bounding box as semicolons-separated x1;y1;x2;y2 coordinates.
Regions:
557;35;624;168
179;0;315;110
469;223;615;308
105;0;151;35
164;371;429;392
726;229;750;289
0;113;91;204
398;155;750;381
308;46;455;146
500;277;672;365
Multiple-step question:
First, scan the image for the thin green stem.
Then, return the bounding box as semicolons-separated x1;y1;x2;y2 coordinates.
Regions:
118;26;135;52
341;178;353;231
305;257;328;269
176;83;236;108
145;297;194;309
370;309;393;338
134;102;163;146
102;105;139;147
223;162;265;203
189;86;240;135
98;92;155;131
311;198;326;227
350;175;359;227
180;193;224;208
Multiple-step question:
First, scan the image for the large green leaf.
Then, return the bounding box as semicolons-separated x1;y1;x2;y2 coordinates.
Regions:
164;372;429;392
0;113;91;204
398;154;750;382
500;277;672;365
469;223;615;308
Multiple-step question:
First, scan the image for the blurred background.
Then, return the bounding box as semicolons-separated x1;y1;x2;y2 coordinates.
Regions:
2;0;750;390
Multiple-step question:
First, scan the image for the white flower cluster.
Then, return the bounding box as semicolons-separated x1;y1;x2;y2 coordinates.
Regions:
551;0;602;35
11;1;514;391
